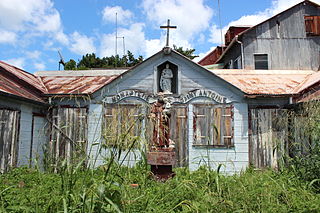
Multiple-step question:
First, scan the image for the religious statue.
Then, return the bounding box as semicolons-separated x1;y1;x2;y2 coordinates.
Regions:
160;64;173;93
150;97;171;148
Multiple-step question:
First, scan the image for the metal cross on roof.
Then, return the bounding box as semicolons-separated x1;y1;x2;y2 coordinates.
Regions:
160;19;177;47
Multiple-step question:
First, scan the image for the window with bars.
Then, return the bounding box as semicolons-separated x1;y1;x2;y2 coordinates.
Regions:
254;54;268;70
193;104;233;148
103;104;144;148
305;16;320;36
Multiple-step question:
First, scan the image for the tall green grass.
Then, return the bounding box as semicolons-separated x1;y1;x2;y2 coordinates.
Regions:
0;165;319;212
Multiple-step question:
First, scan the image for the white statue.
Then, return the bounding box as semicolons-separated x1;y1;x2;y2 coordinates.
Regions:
160;64;173;93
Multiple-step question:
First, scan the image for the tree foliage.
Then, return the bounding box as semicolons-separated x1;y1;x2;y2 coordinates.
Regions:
173;44;198;60
64;51;143;70
64;59;77;70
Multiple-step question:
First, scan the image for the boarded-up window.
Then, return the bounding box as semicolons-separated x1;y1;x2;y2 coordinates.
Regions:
103;104;144;148
254;54;268;70
193;104;233;147
50;107;87;163
0;109;20;172
305;16;320;36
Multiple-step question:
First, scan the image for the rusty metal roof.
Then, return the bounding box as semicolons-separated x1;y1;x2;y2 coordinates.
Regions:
0;61;46;103
34;69;128;95
293;71;320;93
210;69;315;95
0;61;47;93
39;75;118;95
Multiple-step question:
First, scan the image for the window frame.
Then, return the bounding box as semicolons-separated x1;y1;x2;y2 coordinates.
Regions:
254;54;269;70
192;104;234;148
103;103;145;148
305;16;320;36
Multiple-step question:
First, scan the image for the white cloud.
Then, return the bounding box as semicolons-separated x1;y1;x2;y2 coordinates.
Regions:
69;32;96;55
34;62;45;70
145;39;164;57
25;50;41;59
0;0;68;47
99;23;146;57
142;0;213;42
102;6;133;25
4;58;25;69
0;0;62;32
0;30;17;44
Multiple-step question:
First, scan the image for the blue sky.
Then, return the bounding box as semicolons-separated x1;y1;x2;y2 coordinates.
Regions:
0;0;317;72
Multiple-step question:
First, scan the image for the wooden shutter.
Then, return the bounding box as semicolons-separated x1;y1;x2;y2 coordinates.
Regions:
193;105;213;145
222;105;233;147
193;104;234;148
103;104;144;148
305;16;320;36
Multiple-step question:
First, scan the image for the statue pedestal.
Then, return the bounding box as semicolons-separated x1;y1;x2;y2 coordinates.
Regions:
147;148;175;165
147;148;176;180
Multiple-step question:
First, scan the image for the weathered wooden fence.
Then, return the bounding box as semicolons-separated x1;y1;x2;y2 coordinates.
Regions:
50;107;87;164
249;108;288;169
0;109;20;172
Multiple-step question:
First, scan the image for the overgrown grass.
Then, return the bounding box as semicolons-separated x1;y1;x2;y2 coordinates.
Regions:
0;164;319;212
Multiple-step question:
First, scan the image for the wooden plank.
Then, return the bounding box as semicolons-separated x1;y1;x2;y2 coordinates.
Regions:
214;107;221;145
0;109;20;172
249;108;288;169
170;105;188;167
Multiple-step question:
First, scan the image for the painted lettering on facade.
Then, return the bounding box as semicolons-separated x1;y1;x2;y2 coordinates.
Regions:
179;89;226;103
105;90;150;103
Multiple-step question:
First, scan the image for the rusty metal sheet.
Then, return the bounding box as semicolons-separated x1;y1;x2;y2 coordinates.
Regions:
40;75;118;95
210;69;314;95
147;151;176;165
198;46;225;66
294;71;320;93
0;71;45;103
0;61;47;93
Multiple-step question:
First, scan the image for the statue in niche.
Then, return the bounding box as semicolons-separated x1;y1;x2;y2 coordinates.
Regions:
150;97;171;148
160;64;173;94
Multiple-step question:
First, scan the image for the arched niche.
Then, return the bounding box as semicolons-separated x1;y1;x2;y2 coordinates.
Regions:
157;61;178;94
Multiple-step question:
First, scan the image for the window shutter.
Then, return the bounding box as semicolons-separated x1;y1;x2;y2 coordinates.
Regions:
305;16;320;36
213;107;222;145
104;104;144;148
193;105;212;145
222;105;233;147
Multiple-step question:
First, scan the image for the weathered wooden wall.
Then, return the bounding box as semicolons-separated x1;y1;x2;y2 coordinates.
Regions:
188;102;249;174
0;109;20;172
0;96;47;169
249;108;288;169
30;115;48;168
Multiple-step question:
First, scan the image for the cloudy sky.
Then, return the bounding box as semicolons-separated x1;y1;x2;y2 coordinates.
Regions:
1;0;319;72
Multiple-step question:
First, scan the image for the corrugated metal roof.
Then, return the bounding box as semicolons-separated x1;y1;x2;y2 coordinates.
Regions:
210;69;315;95
0;61;47;93
293;71;320;93
39;75;118;95
0;71;45;103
